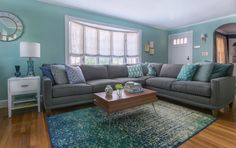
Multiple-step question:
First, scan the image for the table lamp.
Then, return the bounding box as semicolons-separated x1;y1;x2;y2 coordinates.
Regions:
20;42;40;76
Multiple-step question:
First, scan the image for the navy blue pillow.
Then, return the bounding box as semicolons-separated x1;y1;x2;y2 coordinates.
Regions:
40;66;55;84
210;64;233;79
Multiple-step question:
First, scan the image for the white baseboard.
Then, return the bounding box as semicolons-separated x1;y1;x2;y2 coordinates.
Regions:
0;100;7;108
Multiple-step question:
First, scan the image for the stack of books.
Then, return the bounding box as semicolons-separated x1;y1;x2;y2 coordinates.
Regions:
124;81;144;93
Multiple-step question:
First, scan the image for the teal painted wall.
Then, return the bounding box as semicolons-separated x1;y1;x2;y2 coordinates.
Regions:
168;16;236;63
0;0;168;100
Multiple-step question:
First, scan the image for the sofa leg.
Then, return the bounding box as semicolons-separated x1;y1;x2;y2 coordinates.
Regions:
45;109;52;117
212;109;219;117
229;102;234;108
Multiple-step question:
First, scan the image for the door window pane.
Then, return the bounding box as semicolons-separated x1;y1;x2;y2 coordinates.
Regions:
85;56;97;65
112;32;124;56
85;27;97;55
184;37;188;44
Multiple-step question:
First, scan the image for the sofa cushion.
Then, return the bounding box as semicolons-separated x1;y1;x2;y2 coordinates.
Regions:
87;79;119;93
107;65;128;78
160;64;183;78
51;65;69;84
171;81;211;97
193;62;214;82
80;65;108;81
113;76;153;85
52;83;92;98
177;64;199;81
146;77;176;90
65;65;86;84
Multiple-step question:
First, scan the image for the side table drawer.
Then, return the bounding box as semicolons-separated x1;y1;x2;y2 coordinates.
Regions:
9;79;38;93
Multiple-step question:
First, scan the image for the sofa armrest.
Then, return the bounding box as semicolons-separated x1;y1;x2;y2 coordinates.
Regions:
42;76;52;109
210;76;235;107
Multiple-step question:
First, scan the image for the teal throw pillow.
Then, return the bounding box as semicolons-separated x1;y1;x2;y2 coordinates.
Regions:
177;64;199;81
210;64;233;79
147;64;156;76
141;63;149;75
127;64;144;78
193;62;214;82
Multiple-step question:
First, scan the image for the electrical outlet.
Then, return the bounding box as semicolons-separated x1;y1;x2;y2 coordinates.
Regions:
201;51;208;56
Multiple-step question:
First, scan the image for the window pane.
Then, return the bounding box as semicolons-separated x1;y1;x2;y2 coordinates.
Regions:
112;32;124;56
127;33;139;56
70;56;81;65
85;27;97;55
85;56;97;65
99;30;110;56
99;57;110;64
112;57;124;65
127;57;139;64
70;22;83;54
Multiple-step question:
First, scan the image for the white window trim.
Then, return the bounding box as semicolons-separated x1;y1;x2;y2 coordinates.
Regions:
65;15;142;65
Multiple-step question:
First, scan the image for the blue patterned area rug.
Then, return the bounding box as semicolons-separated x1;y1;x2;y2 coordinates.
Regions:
47;100;216;148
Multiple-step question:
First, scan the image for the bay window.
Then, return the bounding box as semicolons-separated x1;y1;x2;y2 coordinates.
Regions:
66;16;141;65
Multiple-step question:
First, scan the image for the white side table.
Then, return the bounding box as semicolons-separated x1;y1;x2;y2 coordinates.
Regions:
8;76;40;118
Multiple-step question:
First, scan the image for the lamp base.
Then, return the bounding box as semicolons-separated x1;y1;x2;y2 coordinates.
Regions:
27;58;35;76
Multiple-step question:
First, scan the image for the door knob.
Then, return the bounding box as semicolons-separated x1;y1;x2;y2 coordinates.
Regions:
187;56;190;60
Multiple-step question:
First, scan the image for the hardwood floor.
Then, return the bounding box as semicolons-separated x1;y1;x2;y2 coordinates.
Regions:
0;98;235;148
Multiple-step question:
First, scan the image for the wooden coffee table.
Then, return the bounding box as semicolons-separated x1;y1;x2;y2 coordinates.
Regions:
94;88;158;128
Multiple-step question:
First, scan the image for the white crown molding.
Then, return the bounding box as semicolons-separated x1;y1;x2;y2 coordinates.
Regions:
216;28;227;34
170;14;236;31
0;100;7;108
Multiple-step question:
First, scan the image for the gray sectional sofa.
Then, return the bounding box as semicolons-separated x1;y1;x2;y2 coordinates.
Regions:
42;63;235;113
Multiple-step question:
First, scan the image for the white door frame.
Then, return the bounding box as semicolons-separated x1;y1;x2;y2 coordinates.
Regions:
168;31;193;64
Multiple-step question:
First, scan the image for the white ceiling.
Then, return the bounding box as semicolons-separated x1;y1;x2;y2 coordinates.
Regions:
39;0;236;30
217;23;236;34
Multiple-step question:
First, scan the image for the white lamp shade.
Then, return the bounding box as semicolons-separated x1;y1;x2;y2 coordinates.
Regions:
20;42;40;58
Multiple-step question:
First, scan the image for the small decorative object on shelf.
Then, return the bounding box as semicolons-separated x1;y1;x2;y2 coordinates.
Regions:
115;83;123;98
124;81;144;93
105;85;113;96
14;65;21;77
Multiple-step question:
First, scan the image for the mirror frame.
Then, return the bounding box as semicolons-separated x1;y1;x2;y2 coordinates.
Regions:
0;11;24;42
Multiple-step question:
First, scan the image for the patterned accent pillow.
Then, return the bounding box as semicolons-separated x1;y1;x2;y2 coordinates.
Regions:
127;64;144;78
65;65;86;84
147;64;156;76
177;64;199;81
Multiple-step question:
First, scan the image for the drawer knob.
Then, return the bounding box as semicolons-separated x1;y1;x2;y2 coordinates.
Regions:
21;85;29;88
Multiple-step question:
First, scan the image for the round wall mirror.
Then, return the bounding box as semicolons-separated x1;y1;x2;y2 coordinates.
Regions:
0;11;24;42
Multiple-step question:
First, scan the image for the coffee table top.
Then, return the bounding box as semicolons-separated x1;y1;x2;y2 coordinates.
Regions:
94;88;156;102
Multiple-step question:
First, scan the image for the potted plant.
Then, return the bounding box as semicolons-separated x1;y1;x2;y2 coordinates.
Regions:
115;83;123;98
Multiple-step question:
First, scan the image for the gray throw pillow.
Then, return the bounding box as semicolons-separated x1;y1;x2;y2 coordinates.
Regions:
51;65;69;84
193;62;214;82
